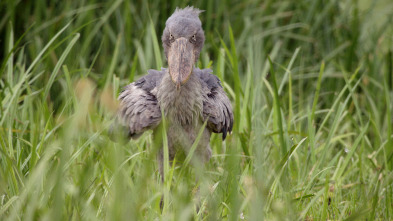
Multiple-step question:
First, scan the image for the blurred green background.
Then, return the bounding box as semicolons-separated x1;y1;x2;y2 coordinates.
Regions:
1;0;393;220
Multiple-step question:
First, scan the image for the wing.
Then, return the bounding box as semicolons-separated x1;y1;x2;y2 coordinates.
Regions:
197;69;234;140
115;69;164;138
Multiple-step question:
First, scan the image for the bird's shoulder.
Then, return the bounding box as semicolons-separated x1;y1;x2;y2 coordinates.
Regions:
195;68;222;90
119;68;165;99
131;68;166;92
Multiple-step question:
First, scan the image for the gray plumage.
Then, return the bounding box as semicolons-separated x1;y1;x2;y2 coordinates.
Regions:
114;6;233;178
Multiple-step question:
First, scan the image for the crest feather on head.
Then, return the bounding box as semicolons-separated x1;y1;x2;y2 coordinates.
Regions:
173;6;204;18
165;6;204;27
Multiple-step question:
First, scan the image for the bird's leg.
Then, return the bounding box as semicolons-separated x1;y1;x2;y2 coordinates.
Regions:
157;147;176;210
192;144;212;214
157;149;165;210
157;149;165;183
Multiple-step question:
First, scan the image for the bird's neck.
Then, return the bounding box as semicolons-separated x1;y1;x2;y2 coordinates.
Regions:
157;69;203;126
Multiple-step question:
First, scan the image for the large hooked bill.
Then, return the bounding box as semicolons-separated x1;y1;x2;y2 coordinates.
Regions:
168;37;195;89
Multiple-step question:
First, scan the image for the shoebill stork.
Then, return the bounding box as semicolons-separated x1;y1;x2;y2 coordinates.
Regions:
115;6;233;179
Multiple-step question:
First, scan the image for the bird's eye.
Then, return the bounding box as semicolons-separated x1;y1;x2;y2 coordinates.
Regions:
190;34;196;43
169;34;175;43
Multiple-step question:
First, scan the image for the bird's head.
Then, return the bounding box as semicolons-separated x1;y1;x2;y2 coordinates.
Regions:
162;6;205;89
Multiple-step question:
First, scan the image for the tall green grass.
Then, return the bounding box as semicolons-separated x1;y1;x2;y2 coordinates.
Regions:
1;0;393;220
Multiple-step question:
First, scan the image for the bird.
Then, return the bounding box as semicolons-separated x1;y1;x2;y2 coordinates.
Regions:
114;6;233;180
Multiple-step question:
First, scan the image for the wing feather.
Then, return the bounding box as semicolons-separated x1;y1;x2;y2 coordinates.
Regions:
114;70;163;139
198;69;234;140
